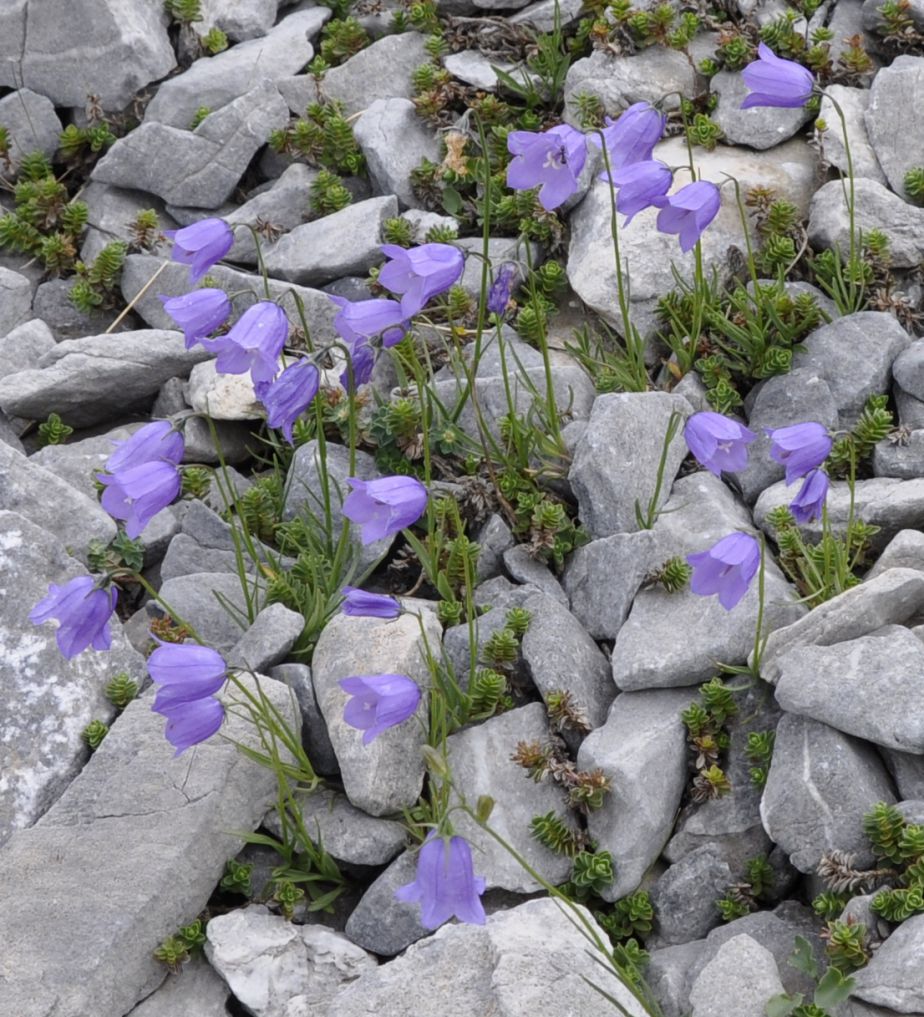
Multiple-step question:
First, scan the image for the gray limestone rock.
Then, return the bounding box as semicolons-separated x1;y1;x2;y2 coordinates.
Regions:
197;0;283;40
265;788;407;867
311;610;439;815
126;959;230;1017
318;33;429;117
873;430;924;479
892;341;924;401
331;898;650;1017
205;905;376;1017
31;277;133;341
263;195;397;285
896;386;924;430
646;941;707;1017
0;673;294;1017
852;912;924;1012
147;572;251;653
185;359;263;421
144;8;328;128
650;844;736;947
228;603;304;674
580;689;691;900
760;714;897;873
344;850;430;955
29;425;133;501
474;513;515;582
0;443;116;558
0;266;33;337
774;625;924;751
712;70;813;149
92;81;290;208
0;329;210;428
568;391;693;538
0;318;55;382
0;89;62;174
818;86;887;185
0;0;175;110
509;0;585;29
882;748;924;800
77;182;176;265
758;568;924;683
865;55;924;201
501;545;566;604
808;177;924;269
0;412;24;452
121;254;340;348
688;935;785;1017
354;98;441;208
446;703;577;893
0;511;144;847
269;662;340;776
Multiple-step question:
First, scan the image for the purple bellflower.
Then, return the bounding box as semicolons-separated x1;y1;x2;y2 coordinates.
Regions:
506;124;587;212
97;460;182;539
684;411;757;476
209;301;288;387
342;475;429;544
157;696;225;757
687;532;761;611
395;833;487;929
148;642;228;710
487;263;518;316
378;243;465;318
765;422;832;485
592;101;666;175
790;468;829;524
741;43;815;109
330;295;408;349
30;575;118;660
653;180;721;253
164;218;234;283
341;586;401;619
159;288;231;349
340;340;376;391
339;673;422;744
105;420;184;473
604;159;673;225
260;358;320;444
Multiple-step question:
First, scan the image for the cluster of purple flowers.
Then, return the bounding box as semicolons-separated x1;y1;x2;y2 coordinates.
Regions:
682;412;833;610
148;642;228;755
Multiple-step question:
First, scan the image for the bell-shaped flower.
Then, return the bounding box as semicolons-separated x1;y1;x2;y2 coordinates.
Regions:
378;243;464;318
339;673;422;744
148;642;228;710
30;575;118;659
395;833;487;929
591;101;666;174
164;218;233;283
341;586;400;619
209;301;289;387
789;468;829;524
329;296;408;349
653;180;721;253
765;421;832;485
340;340;376;391
506;124;587;211
97;459;182;538
342;475;429;544
603;159;673;225
687;532;761;611
486;262;518;316
159;288;231;349
260;358;320;444
684;411;757;476
156;695;226;757
105;420;184;473
741;43;815;109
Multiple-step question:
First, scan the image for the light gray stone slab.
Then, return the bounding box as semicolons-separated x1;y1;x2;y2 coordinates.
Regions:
688;935;785;1017
852;911;924;1012
0;88;62;174
865;54;924;201
318;33;429;117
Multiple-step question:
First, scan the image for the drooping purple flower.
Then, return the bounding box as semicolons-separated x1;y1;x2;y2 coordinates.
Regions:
591;101;666;174
487;262;518;316
164;218;234;284
603;159;673;225
155;695;226;757
341;586;400;619
340;340;376;391
148;642;228;711
684;411;757;476
105;420;184;473
506;124;587;211
687;532;761;611
378;243;465;318
653;180;721;253
209;301;289;387
339;673;422;743
329;295;408;349
789;468;829;524
395;833;487;929
97;460;183;538
765;422;833;485
342;475;429;544
741;42;815;110
260;358;320;444
29;575;118;660
159;288;231;349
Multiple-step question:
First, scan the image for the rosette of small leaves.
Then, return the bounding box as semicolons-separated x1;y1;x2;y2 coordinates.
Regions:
37;412;74;446
201;26;229;54
181;466;212;501
189;106;211;130
611;939;650;991
233;474;283;545
647;556;692;593
273;878;305;920
70;240;128;313
827;395;894;477
424;222;458;243
871;885;924;923
467;668;508;719
309;170;352;215
129;209;161;251
58;123;116;161
715;31;753;70
569;850;615;898
382;217;414;247
105;673;139;709
823;918;870;973
598;890;654;941
82;719;108;750
572;91;605;129
221;858;254;897
504;607;532;637
153;935;190;972
812;890;851;920
529;811;585;857
546;690;591;735
317;17;369;66
686;112;723;151
164;0;202;23
484;627;521;668
905;167;924;205
745;729;775;788
272;102;363;176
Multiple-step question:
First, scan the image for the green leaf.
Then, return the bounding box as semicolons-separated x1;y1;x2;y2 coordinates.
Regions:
441;186;462;216
814;967;856;1010
788;935;819;979
765;993;801;1017
435;571;454;602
